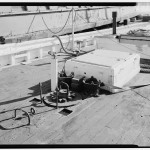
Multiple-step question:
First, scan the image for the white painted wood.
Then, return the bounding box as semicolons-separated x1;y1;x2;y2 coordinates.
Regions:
11;54;15;65
65;49;140;93
39;49;43;59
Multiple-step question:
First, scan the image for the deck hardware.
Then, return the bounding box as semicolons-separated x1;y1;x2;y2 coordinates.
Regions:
59;108;73;116
14;108;30;125
30;107;35;115
0;108;31;130
56;87;59;109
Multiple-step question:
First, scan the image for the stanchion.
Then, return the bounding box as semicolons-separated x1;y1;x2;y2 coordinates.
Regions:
112;11;117;35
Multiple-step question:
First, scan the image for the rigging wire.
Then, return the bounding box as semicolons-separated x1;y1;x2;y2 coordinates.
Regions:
26;14;36;34
76;11;88;23
41;9;72;34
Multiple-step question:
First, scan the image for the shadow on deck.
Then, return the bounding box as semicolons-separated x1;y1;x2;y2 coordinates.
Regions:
0;80;51;107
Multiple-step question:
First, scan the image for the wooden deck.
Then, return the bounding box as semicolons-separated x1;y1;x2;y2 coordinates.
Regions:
0;55;150;146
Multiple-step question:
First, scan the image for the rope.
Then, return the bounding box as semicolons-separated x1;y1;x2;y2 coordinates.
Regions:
41;9;72;34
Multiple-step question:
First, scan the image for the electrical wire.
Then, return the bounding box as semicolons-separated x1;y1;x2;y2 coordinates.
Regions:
41;9;72;34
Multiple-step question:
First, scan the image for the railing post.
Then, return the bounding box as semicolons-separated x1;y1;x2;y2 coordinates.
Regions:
112;11;117;35
26;51;31;62
39;48;43;59
11;54;15;65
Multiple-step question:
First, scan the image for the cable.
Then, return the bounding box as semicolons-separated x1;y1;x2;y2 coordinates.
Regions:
41;9;72;34
26;14;36;34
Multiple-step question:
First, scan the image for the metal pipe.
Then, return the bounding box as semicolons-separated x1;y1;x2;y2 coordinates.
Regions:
56;87;59;109
39;82;43;103
51;58;58;91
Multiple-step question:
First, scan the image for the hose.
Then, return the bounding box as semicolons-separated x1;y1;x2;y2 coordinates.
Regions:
52;34;77;56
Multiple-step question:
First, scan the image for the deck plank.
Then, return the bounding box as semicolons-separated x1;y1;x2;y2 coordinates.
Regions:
23;98;97;144
0;52;150;145
68;96;130;144
24;90;132;144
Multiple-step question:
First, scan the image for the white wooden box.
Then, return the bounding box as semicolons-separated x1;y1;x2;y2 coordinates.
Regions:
65;49;140;93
